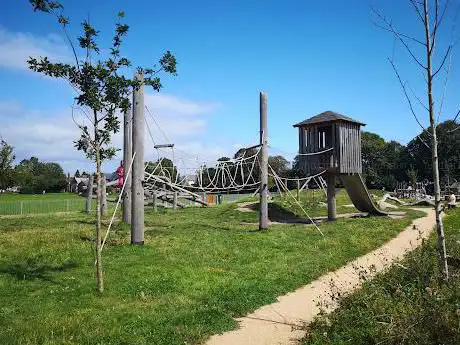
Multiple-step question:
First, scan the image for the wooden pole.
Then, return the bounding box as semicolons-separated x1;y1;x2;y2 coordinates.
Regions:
327;173;337;221
131;72;144;244
101;174;107;216
86;174;94;214
152;191;157;212
259;92;269;230
173;192;178;209
122;107;132;223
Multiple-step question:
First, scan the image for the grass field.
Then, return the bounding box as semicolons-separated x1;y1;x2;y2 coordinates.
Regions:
0;193;115;216
0;197;423;345
0;192;81;201
303;208;460;345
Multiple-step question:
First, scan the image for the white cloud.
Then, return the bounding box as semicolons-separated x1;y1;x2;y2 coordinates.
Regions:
0;92;224;173
0;28;71;71
146;93;219;116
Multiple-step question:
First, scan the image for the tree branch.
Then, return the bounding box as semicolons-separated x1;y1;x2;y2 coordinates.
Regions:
373;21;426;46
417;133;431;148
437;45;452;122
388;58;431;135
432;45;452;78
373;8;428;70
431;0;451;53
407;82;429;111
409;0;426;24
48;7;80;70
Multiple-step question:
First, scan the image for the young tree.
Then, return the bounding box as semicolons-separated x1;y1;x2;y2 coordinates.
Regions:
0;139;15;193
374;0;455;280
28;0;176;293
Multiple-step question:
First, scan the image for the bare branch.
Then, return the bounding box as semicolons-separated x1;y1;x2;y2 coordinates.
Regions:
373;21;426;46
417;134;431;148
432;45;452;78
446;109;460;133
407;82;429;111
373;8;428;70
431;0;451;52
48;7;80;70
451;109;460;123
388;58;431;135
409;0;426;23
437;46;452;122
447;125;460;133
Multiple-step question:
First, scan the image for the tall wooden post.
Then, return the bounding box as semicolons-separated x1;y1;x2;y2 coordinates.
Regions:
152;191;157;212
296;180;300;201
86;174;94;214
327;173;336;221
101;174;107;216
173;192;178;209
123;107;132;223
259;92;269;230
131;73;144;244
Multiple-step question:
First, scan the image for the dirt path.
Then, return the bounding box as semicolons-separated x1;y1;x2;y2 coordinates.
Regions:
206;208;436;345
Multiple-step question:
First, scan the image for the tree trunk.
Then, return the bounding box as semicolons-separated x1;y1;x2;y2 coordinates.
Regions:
95;146;104;293
424;0;449;281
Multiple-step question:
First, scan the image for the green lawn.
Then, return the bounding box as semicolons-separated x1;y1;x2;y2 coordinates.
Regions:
303;208;460;345
0;193;117;216
0;200;424;345
0;192;81;201
273;188;370;217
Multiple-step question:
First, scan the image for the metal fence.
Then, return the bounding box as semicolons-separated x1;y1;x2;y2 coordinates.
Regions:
0;199;117;216
0;193;266;216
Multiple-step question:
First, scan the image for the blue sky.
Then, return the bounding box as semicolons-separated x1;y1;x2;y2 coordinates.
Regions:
0;0;459;174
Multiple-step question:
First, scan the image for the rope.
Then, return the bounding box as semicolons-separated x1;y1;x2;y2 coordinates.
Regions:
297;147;334;156
100;151;137;253
269;164;324;236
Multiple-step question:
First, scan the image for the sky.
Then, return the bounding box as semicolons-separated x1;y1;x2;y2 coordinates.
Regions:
1;0;459;174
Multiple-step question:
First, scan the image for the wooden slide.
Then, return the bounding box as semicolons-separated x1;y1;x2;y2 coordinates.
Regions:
340;173;387;216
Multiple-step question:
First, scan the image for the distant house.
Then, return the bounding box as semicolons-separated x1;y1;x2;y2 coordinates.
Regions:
69;173;116;194
70;177;89;194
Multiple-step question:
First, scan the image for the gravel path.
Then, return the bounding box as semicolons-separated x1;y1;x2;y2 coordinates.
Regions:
206;208;436;345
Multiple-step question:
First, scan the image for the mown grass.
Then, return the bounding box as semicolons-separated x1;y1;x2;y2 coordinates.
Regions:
0;199;421;345
303;207;460;345
0;193;117;216
0;192;81;201
272;188;378;217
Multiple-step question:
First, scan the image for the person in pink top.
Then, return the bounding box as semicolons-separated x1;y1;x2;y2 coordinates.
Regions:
116;161;124;188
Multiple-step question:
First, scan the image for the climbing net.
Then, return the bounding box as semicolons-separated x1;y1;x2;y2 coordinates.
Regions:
142;105;332;196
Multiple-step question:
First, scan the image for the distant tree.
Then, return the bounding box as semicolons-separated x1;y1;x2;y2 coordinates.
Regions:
146;158;178;183
232;148;260;190
407;167;418;187
75;169;81;178
268;155;289;177
406;120;460;184
217;157;231;162
0;139;15;193
15;157;66;193
28;0;176;293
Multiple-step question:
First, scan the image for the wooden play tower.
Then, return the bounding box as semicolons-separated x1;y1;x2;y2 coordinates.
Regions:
294;111;385;220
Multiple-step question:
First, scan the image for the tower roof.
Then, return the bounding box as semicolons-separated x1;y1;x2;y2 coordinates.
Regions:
293;111;366;127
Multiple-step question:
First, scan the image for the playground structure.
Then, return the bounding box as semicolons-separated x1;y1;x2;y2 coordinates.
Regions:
294;111;387;220
395;181;428;200
100;81;397;248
